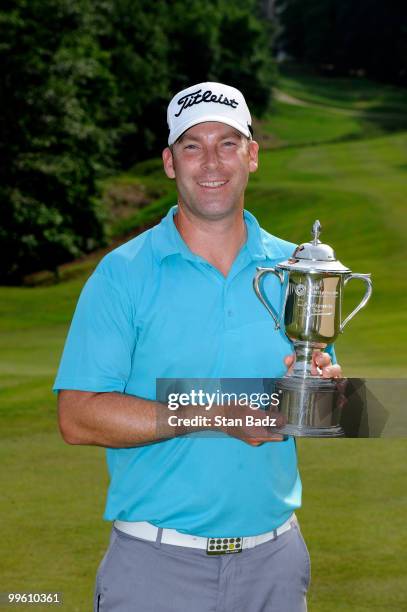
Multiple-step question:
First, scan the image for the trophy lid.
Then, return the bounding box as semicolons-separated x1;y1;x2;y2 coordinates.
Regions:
278;220;350;273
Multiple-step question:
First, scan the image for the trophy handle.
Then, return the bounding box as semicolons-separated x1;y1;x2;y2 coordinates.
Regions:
340;273;372;332
253;267;285;330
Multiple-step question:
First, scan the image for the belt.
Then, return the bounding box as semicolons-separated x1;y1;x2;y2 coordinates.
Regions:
114;515;295;555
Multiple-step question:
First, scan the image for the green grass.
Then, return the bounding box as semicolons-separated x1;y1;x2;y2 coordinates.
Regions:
246;132;407;377
100;159;177;239
0;432;109;611
262;101;370;147
298;438;407;611
1;70;407;610
278;64;407;116
109;190;177;237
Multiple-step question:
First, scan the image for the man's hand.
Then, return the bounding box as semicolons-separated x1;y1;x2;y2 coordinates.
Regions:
219;403;286;447
284;350;342;378
284;350;347;410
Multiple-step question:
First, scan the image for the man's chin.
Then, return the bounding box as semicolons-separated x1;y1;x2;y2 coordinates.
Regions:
182;198;243;221
195;206;242;222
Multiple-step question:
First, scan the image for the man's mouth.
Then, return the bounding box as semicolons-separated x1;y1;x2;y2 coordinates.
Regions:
198;180;228;188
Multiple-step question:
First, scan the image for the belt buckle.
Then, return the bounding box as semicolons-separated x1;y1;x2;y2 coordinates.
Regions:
206;536;243;555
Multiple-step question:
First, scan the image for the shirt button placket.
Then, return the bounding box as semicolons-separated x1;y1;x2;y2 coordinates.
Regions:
223;283;234;329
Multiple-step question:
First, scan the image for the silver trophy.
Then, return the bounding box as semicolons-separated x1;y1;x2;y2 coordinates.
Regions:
253;220;372;437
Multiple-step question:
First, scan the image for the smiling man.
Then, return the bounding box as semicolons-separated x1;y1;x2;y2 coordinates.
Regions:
55;82;340;611
163;122;257;217
162;120;258;277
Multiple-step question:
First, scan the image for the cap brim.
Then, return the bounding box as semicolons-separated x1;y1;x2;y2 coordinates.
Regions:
168;115;251;145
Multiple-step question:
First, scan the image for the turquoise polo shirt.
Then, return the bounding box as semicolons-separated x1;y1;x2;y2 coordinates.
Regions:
55;206;313;537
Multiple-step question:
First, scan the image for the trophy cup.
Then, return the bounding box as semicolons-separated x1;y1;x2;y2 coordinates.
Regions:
253;220;372;437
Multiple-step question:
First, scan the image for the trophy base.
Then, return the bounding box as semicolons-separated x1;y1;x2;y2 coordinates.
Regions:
274;376;344;438
279;424;344;438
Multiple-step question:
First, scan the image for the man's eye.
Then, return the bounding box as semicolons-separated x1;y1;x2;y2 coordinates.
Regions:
223;141;237;147
184;144;198;150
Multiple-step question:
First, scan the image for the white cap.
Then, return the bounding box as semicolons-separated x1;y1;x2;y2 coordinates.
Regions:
167;82;252;145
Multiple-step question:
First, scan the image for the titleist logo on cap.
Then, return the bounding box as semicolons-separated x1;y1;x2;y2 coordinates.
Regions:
175;88;239;118
167;81;252;145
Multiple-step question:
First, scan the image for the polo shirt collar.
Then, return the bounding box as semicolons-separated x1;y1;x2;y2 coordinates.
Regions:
243;209;287;261
151;205;286;264
151;206;198;263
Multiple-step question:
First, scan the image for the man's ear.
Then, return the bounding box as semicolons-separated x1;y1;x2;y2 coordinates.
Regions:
162;147;176;179
248;140;259;173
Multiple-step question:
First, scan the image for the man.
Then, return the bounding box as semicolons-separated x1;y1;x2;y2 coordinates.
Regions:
55;82;341;611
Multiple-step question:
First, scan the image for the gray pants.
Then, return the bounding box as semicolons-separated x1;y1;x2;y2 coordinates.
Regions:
94;522;310;611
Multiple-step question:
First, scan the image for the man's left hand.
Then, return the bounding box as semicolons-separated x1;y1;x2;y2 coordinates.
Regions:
284;351;343;378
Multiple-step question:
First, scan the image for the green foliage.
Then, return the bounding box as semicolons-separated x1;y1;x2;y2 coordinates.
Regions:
165;0;275;116
214;2;276;115
0;0;120;283
93;0;171;166
0;0;276;283
164;0;221;90
276;0;407;86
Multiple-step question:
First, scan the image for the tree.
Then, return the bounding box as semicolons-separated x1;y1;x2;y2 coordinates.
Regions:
0;0;277;282
275;0;407;86
94;0;171;167
0;0;120;283
214;1;276;115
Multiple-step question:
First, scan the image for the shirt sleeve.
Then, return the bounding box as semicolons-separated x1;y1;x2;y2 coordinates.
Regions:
53;271;136;393
325;344;337;364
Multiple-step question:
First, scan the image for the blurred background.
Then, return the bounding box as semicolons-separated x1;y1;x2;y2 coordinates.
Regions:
1;1;406;610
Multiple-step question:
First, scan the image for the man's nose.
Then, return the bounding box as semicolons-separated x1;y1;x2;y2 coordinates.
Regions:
201;146;222;170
